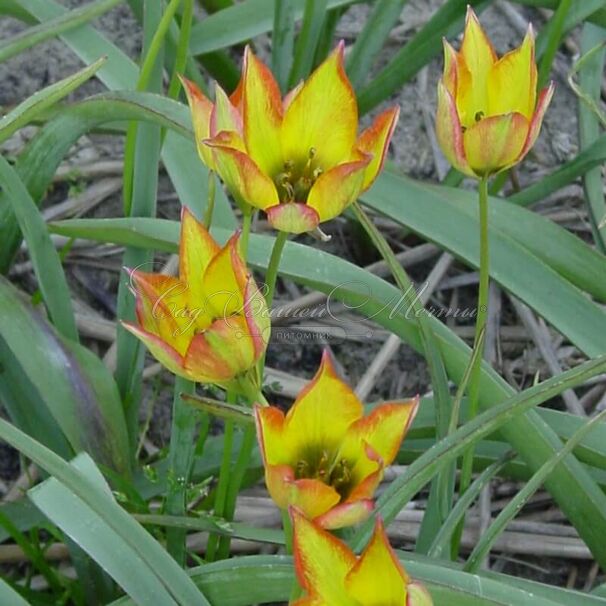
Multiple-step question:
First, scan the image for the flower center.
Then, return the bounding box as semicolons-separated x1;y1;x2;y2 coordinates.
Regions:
294;448;354;498
274;147;323;203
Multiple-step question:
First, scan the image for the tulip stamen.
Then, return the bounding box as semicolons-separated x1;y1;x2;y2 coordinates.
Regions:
274;149;323;204
294;449;354;497
474;111;485;122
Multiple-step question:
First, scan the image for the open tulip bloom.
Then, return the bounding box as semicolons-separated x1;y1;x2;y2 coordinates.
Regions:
291;508;433;605
181;43;399;234
122;208;269;394
436;6;554;177
254;351;419;529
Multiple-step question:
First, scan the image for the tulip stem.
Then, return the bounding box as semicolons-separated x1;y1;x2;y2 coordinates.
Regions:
206;391;236;562
204;170;216;229
264;229;288;309
240;210;253;261
452;174;490;558
165;377;197;565
216;388;268;559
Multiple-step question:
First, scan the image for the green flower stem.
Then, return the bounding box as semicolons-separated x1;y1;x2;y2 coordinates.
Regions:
240;210;253;260
264;229;288;309
212;219;272;559
281;509;293;553
206;391;236;562
452;173;490;557
204;170;216;229
215;388;268;560
165;376;197;565
352;200;453;553
257;229;288;380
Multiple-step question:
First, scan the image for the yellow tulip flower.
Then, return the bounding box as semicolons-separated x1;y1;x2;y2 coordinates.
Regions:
436;7;554;177
122;208;269;393
291;508;433;605
182;44;399;234
254;351;418;529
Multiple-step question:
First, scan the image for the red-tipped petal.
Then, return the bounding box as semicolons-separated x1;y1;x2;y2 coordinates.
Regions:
356;106;399;191
488;26;537;120
243;277;270;360
435;80;474;176
344;518;408;603
291;507;355;603
282;350;364;456
184;315;255;382
210;83;243;137
179;206;220;304
519;82;554;161
241;46;284;177
463;111;529;175
314;498;373;530
179;75;215;169
306;155;370;222
266;203;320;234
204;131;279;210
129;269;195;354
254;404;287;465
282;41;358;171
121;321;187;378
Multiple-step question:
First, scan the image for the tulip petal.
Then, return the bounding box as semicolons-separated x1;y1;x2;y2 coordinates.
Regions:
210;84;242;136
282;42;358;171
407;582;434;606
264;464;340;517
356;106;399;191
254;405;288;465
179;207;220;306
314;498;373;530
435;81;473;176
463;112;529;175
488;26;537;120
458;7;496;127
180;75;215;169
184;315;255;382
242;47;284;177
203;231;248;318
283;350;364;456
243;277;270;359
129;270;196;354
291;508;355;604
353;398;419;467
306;156;370;222
204;131;279;210
520;82;555;160
121;322;186;378
266;202;320;234
291;598;330;606
345;518;408;604
442;39;459;97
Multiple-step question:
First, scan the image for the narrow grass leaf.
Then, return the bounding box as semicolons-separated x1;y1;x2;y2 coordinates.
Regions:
577;24;606;252
345;0;408;89
0;0;120;63
0;56;105;144
272;0;295;91
0;155;77;340
465;409;606;572
0;276;130;471
288;0;328;87
0;419;209;605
